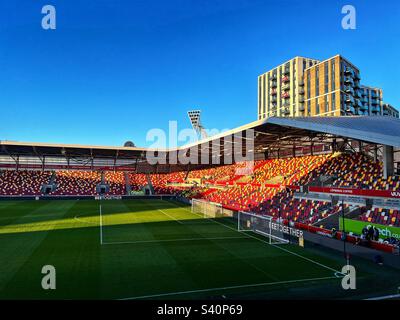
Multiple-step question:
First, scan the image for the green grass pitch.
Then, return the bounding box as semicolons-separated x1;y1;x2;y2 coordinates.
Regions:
0;199;398;300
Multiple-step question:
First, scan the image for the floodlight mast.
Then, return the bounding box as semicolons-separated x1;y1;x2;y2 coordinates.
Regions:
187;110;208;140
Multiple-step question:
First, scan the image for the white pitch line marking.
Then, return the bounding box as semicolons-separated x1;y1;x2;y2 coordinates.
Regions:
119;275;339;300
167;200;343;275
156;208;185;225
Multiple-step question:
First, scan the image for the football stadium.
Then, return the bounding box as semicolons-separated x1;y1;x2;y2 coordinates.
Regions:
2;0;400;306
1;116;400;300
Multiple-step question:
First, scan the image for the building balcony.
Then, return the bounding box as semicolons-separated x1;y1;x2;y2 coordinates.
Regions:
344;86;355;95
298;97;304;103
271;90;277;95
299;104;305;112
355;99;363;108
344;67;355;77
346;106;356;114
371;106;380;113
283;67;290;75
281;76;290;83
283;107;290;115
359;105;367;112
371;99;380;106
270;81;277;88
282;83;290;91
354;81;361;89
298;88;305;95
270;74;277;80
344;77;354;86
281;92;290;99
345;95;355;104
298;80;304;87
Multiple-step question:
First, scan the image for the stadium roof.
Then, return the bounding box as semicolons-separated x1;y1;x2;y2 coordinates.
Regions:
266;116;400;148
0;116;399;165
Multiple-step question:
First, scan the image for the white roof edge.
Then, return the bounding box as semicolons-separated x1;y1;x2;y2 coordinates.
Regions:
268;117;400;148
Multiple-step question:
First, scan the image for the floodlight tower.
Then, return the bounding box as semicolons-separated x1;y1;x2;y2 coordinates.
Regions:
187;110;208;140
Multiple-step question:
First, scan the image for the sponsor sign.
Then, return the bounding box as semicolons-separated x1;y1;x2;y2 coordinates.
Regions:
309;186;400;199
339;218;400;240
270;222;304;238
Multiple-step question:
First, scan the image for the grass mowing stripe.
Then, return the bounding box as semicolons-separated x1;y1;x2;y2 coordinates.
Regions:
0;200;78;294
155;201;281;282
104;200;282;289
99;203;103;245
119;275;338;300
166;200;343;275
102;235;249;245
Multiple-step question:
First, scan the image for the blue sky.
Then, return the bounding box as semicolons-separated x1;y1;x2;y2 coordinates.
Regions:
0;0;399;147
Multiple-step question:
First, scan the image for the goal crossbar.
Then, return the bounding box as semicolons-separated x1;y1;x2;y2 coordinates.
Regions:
238;211;289;245
191;199;232;218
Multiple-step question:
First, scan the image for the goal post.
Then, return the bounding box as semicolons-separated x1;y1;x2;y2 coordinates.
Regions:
237;211;289;245
191;199;232;218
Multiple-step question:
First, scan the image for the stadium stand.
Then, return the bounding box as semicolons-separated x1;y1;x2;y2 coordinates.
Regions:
252;190;343;225
1;152;399;229
150;172;186;194
298;152;400;191
0;170;51;195
51;171;101;195
359;207;400;227
104;171;126;195
128;173;147;191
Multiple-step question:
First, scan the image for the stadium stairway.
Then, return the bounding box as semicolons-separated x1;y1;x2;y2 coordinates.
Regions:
313;206;342;230
146;174;154;195
40;171;57;194
124;172;132;195
184;167;191;181
314;204;359;230
49;171;56;185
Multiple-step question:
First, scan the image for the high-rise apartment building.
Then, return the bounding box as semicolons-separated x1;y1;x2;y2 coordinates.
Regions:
383;103;399;118
257;54;398;119
257;57;320;119
304;55;361;117
360;86;384;116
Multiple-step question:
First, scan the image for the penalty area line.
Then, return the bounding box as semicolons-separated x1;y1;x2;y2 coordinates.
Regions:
157;208;185;225
170;201;344;276
119;275;339;300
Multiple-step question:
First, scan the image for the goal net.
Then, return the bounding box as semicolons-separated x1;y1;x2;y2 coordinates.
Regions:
238;211;289;244
191;199;232;218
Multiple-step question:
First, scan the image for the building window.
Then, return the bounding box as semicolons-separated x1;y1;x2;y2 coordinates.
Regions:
325;62;329;94
258;78;262;115
265;74;268;115
326;95;330;113
316;67;319;97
